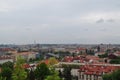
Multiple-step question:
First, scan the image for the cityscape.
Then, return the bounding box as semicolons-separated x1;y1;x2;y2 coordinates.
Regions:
0;44;120;80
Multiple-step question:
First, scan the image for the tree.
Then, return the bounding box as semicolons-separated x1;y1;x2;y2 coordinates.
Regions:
97;46;100;52
1;61;13;80
2;61;14;70
45;57;62;80
0;76;6;80
86;49;95;55
63;66;72;80
35;62;50;80
58;70;62;78
105;49;111;54
1;67;12;80
103;69;120;80
45;71;61;80
48;57;58;66
112;69;120;80
110;59;120;64
12;57;27;80
98;53;108;58
28;69;35;80
103;73;112;80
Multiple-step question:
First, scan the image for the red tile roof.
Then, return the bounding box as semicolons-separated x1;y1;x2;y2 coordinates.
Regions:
0;55;13;60
79;65;120;76
0;48;14;51
23;64;30;68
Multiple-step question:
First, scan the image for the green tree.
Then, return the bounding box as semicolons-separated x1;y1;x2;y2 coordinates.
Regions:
0;76;6;80
48;57;58;66
1;67;12;80
98;53;108;58
45;73;61;80
110;59;120;64
103;73;112;80
45;65;62;80
58;70;62;78
28;69;35;80
35;63;50;80
12;57;27;80
1;61;13;80
103;69;120;80
112;69;120;80
63;66;72;80
2;61;14;70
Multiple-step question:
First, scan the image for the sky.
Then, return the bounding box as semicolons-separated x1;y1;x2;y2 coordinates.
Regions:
0;0;120;44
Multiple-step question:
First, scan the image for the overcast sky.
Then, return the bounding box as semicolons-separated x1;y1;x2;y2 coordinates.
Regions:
0;0;120;44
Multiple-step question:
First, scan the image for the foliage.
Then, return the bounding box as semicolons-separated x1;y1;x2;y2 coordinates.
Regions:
62;66;72;80
86;49;95;55
15;56;26;65
2;61;14;70
98;53;108;58
29;58;42;63
54;51;70;54
110;59;120;64
105;49;111;54
45;69;61;80
48;57;58;66
103;69;120;80
28;69;35;80
54;51;71;57
35;62;50;80
103;73;112;80
1;61;13;80
58;70;62;78
61;64;80;69
112;69;120;80
110;56;120;64
0;57;63;80
0;76;6;80
99;49;116;58
45;58;62;80
1;67;12;80
12;56;27;80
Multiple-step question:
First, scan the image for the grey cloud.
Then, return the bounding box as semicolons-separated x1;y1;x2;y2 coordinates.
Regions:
107;19;115;23
100;28;107;31
96;19;104;23
83;29;89;31
96;19;115;24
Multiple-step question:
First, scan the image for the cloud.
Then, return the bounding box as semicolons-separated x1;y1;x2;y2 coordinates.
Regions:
96;18;115;23
107;19;115;23
0;1;17;12
100;28;107;31
84;29;89;31
96;19;104;23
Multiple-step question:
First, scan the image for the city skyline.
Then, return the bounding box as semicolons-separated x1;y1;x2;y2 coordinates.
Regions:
0;0;120;44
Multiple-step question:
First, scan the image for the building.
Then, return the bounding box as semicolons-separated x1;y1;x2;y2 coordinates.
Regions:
78;65;120;80
15;51;37;61
0;55;14;64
